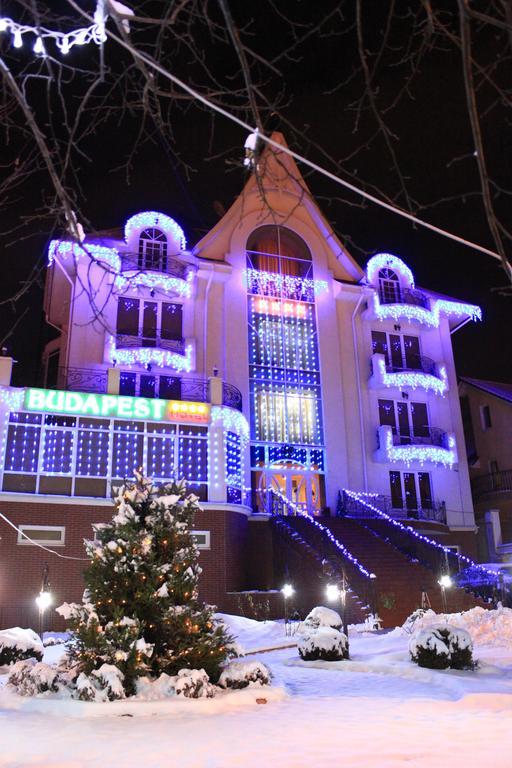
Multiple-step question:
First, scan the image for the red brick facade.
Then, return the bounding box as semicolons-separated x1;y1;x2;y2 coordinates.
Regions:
0;499;250;630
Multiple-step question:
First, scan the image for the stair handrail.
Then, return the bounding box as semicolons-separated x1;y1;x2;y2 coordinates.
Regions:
342;489;500;587
267;488;376;581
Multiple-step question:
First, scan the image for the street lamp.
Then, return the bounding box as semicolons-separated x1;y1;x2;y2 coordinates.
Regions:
438;574;452;614
35;590;52;637
326;581;349;638
281;584;294;635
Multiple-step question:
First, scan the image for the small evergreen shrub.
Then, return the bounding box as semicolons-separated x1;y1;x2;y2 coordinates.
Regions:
298;627;348;662
303;606;342;632
409;625;474;670
8;659;59;696
0;628;44;666
218;660;270;689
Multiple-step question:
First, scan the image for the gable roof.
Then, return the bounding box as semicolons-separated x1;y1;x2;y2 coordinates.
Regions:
193;132;364;282
460;377;512;404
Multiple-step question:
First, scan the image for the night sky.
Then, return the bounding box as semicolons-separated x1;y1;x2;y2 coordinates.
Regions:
0;1;509;386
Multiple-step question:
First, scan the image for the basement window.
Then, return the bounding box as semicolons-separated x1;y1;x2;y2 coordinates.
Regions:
192;531;210;550
17;525;65;546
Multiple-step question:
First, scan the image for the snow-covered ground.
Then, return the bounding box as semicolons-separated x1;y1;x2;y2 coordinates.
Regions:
1;611;512;767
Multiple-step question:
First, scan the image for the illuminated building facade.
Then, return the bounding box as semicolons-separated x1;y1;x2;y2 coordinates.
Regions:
0;134;483;627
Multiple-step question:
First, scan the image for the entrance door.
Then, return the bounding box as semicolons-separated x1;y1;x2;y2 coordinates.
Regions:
256;468;322;515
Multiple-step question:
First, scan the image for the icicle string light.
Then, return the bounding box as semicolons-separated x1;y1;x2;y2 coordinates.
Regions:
376;425;457;468
343;489;500;581
371;354;448;397
366;254;415;288
269;488;375;579
0;1;107;56
124;211;187;250
106;335;193;372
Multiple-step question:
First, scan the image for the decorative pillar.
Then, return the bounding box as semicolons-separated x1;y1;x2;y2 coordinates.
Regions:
485;509;502;561
208;372;222;406
107;368;120;395
0;357;13;386
208;423;227;503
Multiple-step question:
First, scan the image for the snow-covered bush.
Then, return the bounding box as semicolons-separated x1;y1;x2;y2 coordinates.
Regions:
91;664;126;701
409;625;474;670
401;609;428;636
173;668;216;699
0;628;44;665
302;606;342;633
218;660;270;690
8;659;59;696
298;627;348;662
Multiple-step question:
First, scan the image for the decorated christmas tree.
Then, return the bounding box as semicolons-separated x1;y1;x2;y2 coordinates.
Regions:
58;472;233;698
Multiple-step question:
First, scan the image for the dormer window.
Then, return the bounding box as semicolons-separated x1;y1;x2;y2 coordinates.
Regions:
138;228;167;272
378;268;402;305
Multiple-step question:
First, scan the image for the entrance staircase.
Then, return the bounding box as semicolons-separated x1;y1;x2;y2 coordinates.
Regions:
268;490;494;628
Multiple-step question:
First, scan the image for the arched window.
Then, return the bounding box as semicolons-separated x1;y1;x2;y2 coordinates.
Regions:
246;225;312;278
378;267;402;305
138;228;167;272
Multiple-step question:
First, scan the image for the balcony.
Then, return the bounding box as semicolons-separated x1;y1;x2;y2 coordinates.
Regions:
375;424;457;468
472;470;512;503
369;353;448;396
116;333;185;355
120;253;189;280
51;367;243;411
340;491;447;524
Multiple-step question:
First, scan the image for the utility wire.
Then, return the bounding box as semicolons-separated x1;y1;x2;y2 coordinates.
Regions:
64;0;508;272
0;509;89;560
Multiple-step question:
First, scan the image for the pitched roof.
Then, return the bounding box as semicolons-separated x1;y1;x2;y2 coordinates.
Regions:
460;377;512;404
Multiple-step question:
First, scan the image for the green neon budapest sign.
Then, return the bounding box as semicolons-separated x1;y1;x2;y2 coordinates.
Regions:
23;388;210;423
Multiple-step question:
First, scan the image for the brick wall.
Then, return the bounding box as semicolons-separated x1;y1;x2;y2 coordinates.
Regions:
0;500;249;630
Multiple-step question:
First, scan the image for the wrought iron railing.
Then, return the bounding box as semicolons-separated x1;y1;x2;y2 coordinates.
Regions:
51;369;243;411
115;334;186;354
339;491;447;524
120;253;188;279
378;427;447;448
472;469;512;501
56;367;108;394
379;286;429;308
222;382;243;411
340;491;500;603
370;354;438;378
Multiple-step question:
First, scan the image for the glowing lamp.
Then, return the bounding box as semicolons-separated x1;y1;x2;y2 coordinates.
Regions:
35;590;52;611
281;584;294;599
326;584;340;602
438;574;453;589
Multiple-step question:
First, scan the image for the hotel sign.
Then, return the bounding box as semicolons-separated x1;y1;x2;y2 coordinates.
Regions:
23;388;210;423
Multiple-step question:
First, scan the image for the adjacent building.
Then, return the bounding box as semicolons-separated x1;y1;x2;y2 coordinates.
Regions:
459;378;512;563
0;134;484;627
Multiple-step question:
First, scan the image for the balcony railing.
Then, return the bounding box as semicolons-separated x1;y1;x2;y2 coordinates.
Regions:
51;367;243;411
379;287;429;309
340;491;447;524
120;253;188;279
378;427;447;449
472;470;512;502
371;354;437;377
115;334;185;355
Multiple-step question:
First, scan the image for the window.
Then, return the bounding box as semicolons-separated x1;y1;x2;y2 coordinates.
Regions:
192;531;210;550
3;412;210;501
480;405;492;431
378;399;431;443
18;525;65;546
116;299;183;346
389;471;433;514
138;228;167;272
119;373;182;399
489;459;499;475
378;268;401;304
372;331;422;371
246;225;312;278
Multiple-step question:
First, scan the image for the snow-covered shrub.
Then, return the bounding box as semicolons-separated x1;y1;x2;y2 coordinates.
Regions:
409;625;474;670
401;609;428;636
302;606;342;633
298;627;348;662
218;660;270;690
91;664;125;701
173;668;216;698
0;627;43;665
8;659;59;696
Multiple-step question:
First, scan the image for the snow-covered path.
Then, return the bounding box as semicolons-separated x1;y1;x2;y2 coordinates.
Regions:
2;619;512;767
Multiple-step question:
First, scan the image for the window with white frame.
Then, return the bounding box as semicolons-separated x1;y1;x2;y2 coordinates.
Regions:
192;530;211;550
116;298;183;348
138;228;167;271
18;525;65;546
371;331;423;372
377;268;401;304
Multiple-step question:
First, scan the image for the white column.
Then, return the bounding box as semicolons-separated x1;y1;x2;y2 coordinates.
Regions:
107;368;120;395
485;509;502;560
0;357;13;386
